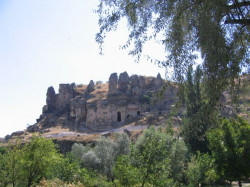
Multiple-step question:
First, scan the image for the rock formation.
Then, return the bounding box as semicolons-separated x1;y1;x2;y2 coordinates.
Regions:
36;72;178;131
118;71;130;92
108;73;118;94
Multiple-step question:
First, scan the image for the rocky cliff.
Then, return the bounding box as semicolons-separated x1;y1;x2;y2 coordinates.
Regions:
35;72;178;132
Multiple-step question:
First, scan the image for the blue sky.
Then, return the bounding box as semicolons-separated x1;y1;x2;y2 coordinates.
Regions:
0;0;166;137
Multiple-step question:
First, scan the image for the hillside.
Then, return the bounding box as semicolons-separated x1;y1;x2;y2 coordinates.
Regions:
1;73;249;153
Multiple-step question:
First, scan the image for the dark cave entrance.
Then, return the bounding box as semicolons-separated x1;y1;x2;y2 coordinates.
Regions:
117;112;121;122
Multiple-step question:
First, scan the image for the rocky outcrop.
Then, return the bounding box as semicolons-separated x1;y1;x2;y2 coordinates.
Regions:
27;124;40;132
58;83;76;110
130;74;142;96
44;86;56;113
34;72;178;132
87;80;95;93
108;73;118;94
155;73;163;88
118;71;130;92
11;131;24;137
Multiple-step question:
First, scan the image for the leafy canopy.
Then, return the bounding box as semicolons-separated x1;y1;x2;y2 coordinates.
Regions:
208;117;250;184
96;0;249;102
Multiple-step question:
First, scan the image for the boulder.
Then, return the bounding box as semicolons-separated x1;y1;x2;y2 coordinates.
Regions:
4;135;12;141
11;131;24;137
108;73;118;94
118;71;130;92
27;124;40;132
40;129;50;134
123;129;132;137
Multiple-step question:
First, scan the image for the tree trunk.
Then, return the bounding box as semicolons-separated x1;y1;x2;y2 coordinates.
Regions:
238;180;242;187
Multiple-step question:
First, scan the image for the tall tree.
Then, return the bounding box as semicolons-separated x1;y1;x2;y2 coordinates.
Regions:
182;65;217;153
96;0;249;106
208;117;250;187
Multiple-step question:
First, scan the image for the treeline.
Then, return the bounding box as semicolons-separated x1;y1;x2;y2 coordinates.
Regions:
0;116;249;187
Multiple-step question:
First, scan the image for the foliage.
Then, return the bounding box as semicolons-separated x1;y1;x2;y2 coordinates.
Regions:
96;0;249;109
0;142;22;187
182;65;219;153
70;133;131;181
208;117;250;185
186;152;218;186
18;136;63;187
0;136;63;187
130;126;174;186
114;132;131;155
114;155;140;186
169;139;188;184
70;143;90;165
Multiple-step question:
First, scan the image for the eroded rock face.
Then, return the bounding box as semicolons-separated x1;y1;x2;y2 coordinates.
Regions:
118;71;130;92
87;80;95;93
58;83;76;110
45;86;56;113
70;97;87;122
108;73;118;94
130;75;141;95
139;76;145;89
155;73;163;88
35;72;180;132
27;124;40;132
11;131;24;137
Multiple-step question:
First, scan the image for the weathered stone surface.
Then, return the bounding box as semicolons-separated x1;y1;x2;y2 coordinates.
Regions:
87;80;95;93
130;75;139;87
4;135;12;141
27;124;40;132
57;83;76;111
46;86;56;106
40;129;50;134
130;75;142;95
138;76;145;88
118;71;130;92
11;131;24;137
155;73;163;88
70;97;87;122
31;72;182;132
108;73;118;94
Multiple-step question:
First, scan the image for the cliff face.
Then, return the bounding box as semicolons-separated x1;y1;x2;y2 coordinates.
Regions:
36;72;178;131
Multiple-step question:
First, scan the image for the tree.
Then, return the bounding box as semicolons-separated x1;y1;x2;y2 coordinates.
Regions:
19;136;62;187
71;133;131;181
182;65;218;153
186;152;218;186
0;142;22;187
131;126;173;186
114;155;141;186
96;0;249;107
169;139;188;184
208;117;250;187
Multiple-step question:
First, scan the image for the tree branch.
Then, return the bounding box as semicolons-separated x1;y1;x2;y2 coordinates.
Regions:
227;1;250;9
225;18;250;25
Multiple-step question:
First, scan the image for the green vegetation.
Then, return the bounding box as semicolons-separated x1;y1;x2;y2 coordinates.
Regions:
96;0;249;107
1;117;250;186
208;117;250;187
